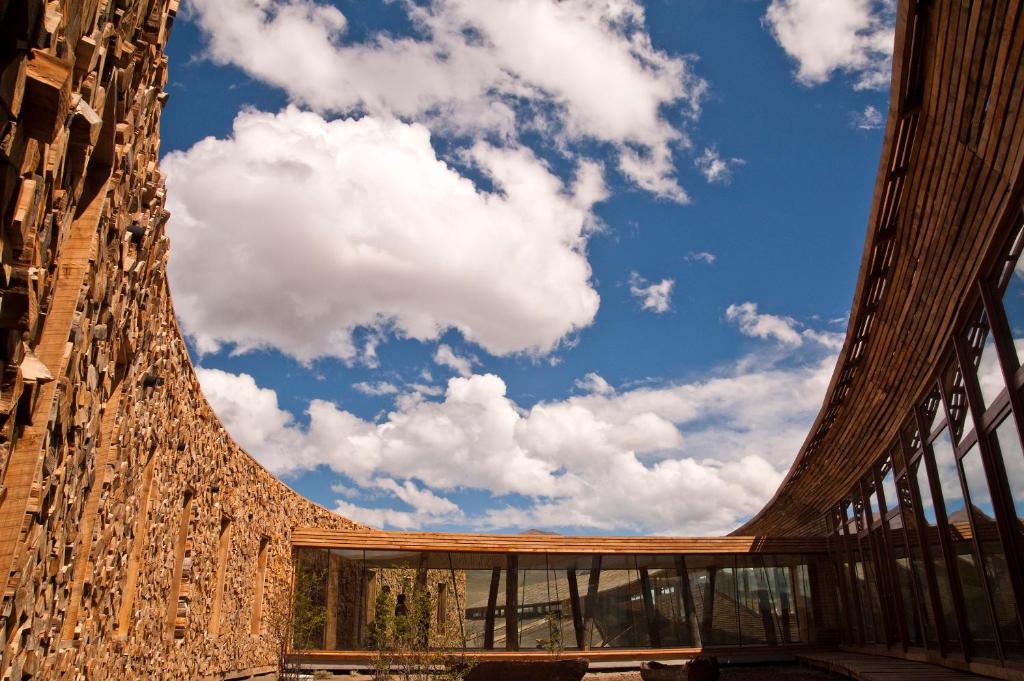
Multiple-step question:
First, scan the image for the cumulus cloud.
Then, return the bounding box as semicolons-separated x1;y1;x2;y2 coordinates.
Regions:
165;107;601;363
764;0;896;90
629;272;674;314
198;317;839;534
726;302;844;350
693;147;743;184
433;344;476;378
852;104;885;129
186;0;708;200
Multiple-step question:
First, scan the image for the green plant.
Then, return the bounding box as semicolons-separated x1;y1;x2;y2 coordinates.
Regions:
542;610;564;658
366;570;476;681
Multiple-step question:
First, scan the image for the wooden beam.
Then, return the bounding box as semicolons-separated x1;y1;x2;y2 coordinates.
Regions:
701;567;717;644
675;556;701;647
582;555;602;650
505;555;519;651
567;569;585;649
638;567;660;648
325;552;340;650
483;568;500;650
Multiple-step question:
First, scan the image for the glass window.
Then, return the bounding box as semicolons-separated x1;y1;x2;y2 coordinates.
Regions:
881;459;898;516
911;457;938;526
868;487;881;524
685;556;739;647
962;446;1022;659
910;457;959;644
580;554;648;648
891;537;922;645
292;548;369;651
999;225;1024;368
292;547;330;650
963;307;1004;409
637;555;698;647
459;553;508;649
362;551;463;652
993;414;1024;521
931;428;966;521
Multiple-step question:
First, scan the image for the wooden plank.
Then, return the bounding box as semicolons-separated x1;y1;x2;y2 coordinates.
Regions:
289;528;828;555
483;567;500;650
505;554;518;651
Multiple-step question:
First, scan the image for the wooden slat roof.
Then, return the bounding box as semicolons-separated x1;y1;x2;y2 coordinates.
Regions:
290;528;827;554
738;0;1024;536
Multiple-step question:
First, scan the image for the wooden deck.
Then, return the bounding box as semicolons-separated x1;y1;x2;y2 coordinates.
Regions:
799;651;1000;680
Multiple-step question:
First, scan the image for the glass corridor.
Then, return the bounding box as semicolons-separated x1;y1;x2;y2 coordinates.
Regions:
289;549;825;653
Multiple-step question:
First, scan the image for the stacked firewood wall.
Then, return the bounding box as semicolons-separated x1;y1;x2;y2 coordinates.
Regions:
0;1;361;678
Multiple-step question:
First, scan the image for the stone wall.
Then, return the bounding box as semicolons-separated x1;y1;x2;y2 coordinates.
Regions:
0;1;362;678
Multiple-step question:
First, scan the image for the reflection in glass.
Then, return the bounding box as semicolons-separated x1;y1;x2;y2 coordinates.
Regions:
896;472;938;645
892;537;922;644
994;414;1024;521
932;429;965;520
962;446;1023;658
967;309;1004;409
912;457;938;526
881;461;897;518
460;553;507;649
1000;260;1024;368
686;556;739;647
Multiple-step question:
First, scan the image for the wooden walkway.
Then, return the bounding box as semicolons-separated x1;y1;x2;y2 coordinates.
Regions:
799;652;994;680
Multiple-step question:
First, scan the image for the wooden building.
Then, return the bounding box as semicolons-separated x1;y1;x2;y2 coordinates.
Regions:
0;0;1020;678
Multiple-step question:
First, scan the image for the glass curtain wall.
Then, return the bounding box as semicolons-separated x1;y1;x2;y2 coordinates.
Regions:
824;214;1024;665
290;549;819;652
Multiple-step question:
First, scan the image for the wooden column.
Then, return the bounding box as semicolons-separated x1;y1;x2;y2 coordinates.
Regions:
505;555;519;651
675;556;701;647
638;567;661;648
701;567;717;643
583;555;602;650
567;569;585;649
325;552;341;649
483;568;500;650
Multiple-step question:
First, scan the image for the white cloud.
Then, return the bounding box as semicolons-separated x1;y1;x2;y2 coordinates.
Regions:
166;107;601;363
186;0;707;200
574;372;614;395
629;272;674;314
198;318;839;535
726;302;844;350
693;147;743;184
852;104;885;130
684;251;716;264
764;0;896;90
433;344;476;378
726;302;803;346
353;381;399;396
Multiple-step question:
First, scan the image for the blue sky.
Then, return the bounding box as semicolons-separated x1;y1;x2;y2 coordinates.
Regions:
160;0;895;535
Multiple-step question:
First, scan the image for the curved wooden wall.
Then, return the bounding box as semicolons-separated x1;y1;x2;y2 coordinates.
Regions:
740;0;1024;537
0;1;361;678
